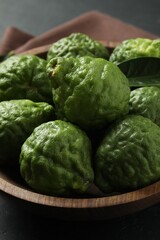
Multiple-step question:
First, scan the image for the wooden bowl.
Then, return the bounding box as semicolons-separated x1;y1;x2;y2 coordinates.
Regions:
0;41;160;221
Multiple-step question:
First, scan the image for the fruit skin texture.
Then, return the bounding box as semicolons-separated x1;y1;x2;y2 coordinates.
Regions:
0;99;54;165
0;54;52;103
47;32;109;61
129;87;160;126
109;38;160;64
94;115;160;194
20;120;94;197
47;56;130;130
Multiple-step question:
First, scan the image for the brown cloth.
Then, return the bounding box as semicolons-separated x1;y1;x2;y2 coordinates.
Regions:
0;11;159;55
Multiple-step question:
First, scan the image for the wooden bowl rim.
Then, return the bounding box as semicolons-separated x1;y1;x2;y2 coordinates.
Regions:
0;171;160;208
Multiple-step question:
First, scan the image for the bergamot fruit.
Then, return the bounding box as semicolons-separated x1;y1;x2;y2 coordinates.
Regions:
94;115;160;194
47;32;109;61
0;54;52;103
109;38;160;64
0;99;54;165
47;56;130;130
129;86;160;126
20;120;94;197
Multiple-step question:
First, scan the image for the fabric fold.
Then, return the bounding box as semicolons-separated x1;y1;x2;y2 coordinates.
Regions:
0;11;159;55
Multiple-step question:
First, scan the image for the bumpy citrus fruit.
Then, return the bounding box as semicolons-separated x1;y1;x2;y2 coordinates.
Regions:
47;32;109;61
109;38;160;64
0;99;54;165
0;54;52;103
94;115;160;194
129;86;160;126
20;120;94;197
47;56;130;130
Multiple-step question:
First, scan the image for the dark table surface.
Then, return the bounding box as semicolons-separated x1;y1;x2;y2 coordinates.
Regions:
0;0;160;239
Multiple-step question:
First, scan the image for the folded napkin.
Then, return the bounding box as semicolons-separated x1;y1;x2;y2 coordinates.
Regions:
0;11;159;55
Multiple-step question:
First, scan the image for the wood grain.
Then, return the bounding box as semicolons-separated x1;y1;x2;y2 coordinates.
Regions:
0;42;160;221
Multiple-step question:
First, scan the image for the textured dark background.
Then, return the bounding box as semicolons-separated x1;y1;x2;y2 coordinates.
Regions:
0;0;160;239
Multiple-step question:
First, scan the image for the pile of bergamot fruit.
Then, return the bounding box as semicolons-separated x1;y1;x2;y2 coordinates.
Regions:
1;33;160;197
